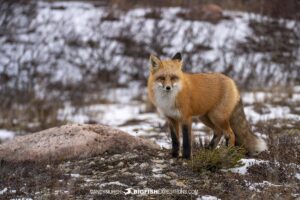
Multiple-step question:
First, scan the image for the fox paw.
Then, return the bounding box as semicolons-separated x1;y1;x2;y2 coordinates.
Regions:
171;151;179;158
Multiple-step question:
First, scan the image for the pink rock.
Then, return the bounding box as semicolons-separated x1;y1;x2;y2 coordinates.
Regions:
0;124;159;162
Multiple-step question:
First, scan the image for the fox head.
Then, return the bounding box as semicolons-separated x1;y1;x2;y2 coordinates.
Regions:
149;52;183;93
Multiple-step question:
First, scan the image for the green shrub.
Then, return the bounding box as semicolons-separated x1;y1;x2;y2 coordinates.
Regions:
189;146;246;173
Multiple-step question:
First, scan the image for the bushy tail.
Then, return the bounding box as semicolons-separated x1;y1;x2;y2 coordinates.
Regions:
230;99;268;155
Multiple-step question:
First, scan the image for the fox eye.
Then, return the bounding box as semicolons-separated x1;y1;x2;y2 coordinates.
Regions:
171;75;179;81
156;76;165;81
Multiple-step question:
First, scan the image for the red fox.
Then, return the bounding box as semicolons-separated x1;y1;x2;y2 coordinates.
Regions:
147;52;267;159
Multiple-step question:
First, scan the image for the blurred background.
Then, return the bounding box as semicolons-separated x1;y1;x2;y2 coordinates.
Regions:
0;0;299;142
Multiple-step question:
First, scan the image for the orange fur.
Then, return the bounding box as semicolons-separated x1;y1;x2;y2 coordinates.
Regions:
148;53;240;158
148;53;267;158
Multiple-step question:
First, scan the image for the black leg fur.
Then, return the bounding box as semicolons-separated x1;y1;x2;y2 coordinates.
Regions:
182;124;191;159
170;124;179;157
208;134;218;149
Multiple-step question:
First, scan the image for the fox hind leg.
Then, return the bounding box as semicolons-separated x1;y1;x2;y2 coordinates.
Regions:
224;125;235;147
209;132;223;149
208;113;236;147
199;115;222;149
217;120;235;147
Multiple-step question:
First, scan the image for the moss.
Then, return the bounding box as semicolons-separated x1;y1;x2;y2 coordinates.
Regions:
189;146;246;173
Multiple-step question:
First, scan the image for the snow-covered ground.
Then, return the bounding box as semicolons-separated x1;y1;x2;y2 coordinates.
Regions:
0;1;298;93
57;86;300;149
226;158;267;175
245;180;282;192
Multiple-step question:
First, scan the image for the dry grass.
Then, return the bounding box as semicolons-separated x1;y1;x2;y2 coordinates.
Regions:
189;146;246;172
107;0;298;19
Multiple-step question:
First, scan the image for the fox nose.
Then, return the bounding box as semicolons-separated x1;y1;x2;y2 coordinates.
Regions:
166;86;171;91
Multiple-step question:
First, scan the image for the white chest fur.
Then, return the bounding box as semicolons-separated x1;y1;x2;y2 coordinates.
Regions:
154;90;181;119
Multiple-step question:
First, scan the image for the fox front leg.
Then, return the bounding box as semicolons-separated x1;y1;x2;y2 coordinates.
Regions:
182;119;192;159
168;119;180;158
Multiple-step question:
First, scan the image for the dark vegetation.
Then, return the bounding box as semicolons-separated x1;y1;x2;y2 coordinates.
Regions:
189;146;246;173
0;117;299;199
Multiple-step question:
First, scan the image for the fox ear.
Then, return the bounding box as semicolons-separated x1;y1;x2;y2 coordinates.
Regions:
172;52;182;61
149;54;161;71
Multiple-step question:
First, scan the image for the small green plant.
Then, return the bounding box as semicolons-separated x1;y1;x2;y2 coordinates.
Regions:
189;146;246;173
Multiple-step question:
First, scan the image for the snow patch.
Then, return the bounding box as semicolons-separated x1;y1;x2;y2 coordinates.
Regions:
99;181;128;188
245;180;281;192
70;173;80;178
197;195;220;200
0;129;15;142
293;85;300;93
226;159;267;175
245;105;299;123
0;188;8;195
